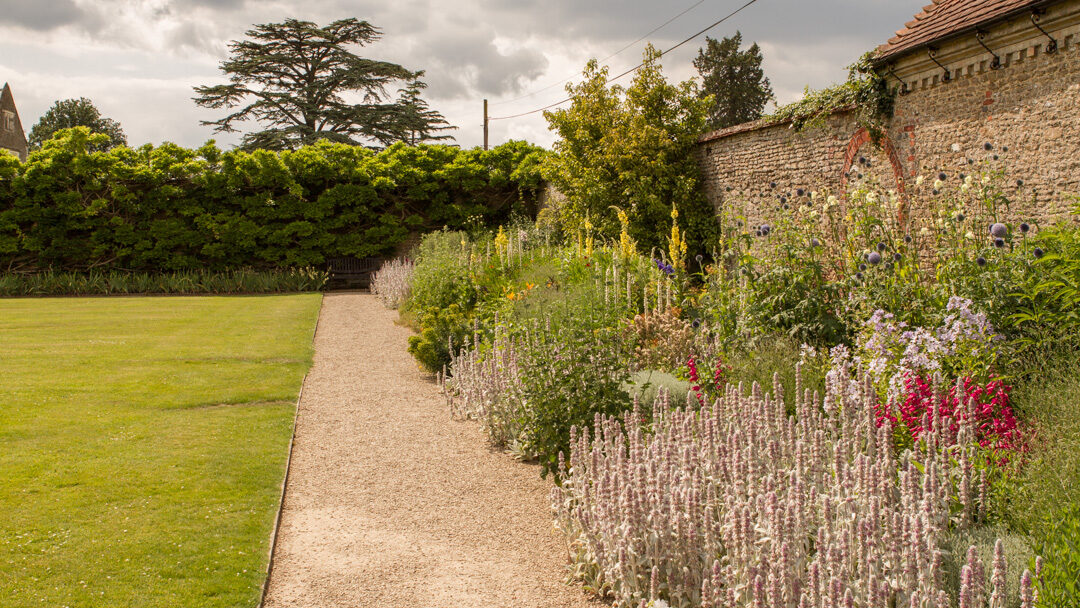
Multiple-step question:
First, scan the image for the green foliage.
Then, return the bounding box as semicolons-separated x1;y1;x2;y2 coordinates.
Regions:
693;32;774;130
517;326;632;478
406;231;477;312
193;18;453;150
1031;507;1080;607
0;129;546;272
0;268;326;296
766;52;895;140
624;369;691;409
407;304;470;374
28;97;126;151
543;45;720;260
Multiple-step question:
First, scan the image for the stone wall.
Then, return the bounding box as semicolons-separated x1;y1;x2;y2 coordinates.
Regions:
697;1;1080;229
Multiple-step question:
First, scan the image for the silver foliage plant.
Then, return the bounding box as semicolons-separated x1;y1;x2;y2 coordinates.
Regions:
371;257;414;309
552;362;1037;608
443;330;529;453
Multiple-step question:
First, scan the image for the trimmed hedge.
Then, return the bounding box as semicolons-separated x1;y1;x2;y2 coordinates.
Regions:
0;128;547;272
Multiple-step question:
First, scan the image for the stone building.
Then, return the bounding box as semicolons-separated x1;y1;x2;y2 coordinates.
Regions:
1;83;28;162
697;0;1080;227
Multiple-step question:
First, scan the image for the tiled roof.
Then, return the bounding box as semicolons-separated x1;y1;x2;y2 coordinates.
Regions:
0;83;29;159
876;0;1054;61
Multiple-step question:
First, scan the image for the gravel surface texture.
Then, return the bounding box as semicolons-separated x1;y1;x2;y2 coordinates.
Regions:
263;293;600;608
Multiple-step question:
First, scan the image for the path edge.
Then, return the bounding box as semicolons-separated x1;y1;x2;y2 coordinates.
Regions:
257;293;325;608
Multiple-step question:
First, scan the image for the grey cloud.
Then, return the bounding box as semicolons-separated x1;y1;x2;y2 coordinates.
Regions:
0;0;93;31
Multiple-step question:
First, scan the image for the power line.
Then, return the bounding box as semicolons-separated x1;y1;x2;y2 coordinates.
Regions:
489;0;762;121
489;0;710;107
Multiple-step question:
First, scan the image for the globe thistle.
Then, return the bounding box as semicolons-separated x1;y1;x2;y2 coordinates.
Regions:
893;252;902;262
905;234;913;243
956;213;966;222
959;172;966;181
884;262;894;272
796;188;805;196
859;263;867;271
968;158;975;165
977;257;987;266
1003;145;1009;152
938;172;947;181
868;252;882;265
933;189;940;195
877;242;887;252
770;181;777;188
990;223;1008;238
993;155;999;161
811;238;821;247
994;238;1005;248
1016;179;1024;187
760;224;771;236
857;173;863;179
984;142;993;151
1020;223;1030;233
855;272;864;280
1034;247;1044;259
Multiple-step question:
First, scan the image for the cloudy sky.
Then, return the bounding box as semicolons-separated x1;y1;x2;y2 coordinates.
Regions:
0;0;922;150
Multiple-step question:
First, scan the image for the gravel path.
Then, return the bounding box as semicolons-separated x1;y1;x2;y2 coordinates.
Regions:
262;293;600;608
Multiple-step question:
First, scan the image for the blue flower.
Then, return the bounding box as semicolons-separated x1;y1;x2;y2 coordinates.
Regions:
868;252;882;265
938;172;947;181
1020;222;1030;233
994;238;1005;248
877;242;887;252
955;213;965;222
984;142;993;151
1034;247;1044;259
977;256;987;266
990;223;1008;238
893;252;902;262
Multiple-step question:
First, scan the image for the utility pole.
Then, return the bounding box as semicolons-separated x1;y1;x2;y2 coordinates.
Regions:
483;99;489;151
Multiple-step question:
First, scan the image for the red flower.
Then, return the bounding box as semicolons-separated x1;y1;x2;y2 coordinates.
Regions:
875;373;1025;465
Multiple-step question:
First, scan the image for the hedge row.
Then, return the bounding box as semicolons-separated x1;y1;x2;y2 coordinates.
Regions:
0;128;547;272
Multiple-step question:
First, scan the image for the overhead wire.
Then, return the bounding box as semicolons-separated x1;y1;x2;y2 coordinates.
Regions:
489;0;710;107
488;0;762;121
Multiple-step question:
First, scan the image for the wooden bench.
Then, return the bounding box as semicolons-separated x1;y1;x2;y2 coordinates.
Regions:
326;257;383;290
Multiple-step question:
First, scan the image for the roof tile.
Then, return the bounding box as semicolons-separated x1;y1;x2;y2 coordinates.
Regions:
877;0;1050;61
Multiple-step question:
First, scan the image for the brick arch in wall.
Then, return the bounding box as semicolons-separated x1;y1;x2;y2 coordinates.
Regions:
839;127;909;223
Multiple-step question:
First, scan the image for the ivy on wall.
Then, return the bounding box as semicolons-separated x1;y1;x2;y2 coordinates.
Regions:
765;52;896;141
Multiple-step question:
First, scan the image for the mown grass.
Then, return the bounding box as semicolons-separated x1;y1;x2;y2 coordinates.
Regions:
0;295;322;607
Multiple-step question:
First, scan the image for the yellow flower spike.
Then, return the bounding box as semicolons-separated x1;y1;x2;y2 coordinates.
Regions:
494;226;509;259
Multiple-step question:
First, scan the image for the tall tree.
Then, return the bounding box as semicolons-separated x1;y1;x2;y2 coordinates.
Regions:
28;98;126;151
193;18;455;150
544;45;719;259
693;32;773;130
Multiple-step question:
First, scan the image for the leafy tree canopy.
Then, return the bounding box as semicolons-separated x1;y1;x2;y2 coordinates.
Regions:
28;98;127;151
693;32;773;131
543;45;720;260
193;18;455;151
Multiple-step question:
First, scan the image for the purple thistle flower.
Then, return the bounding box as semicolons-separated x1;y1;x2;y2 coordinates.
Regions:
977;257;987;266
1034;247;1044;259
991;223;1008;238
1020;223;1030;233
877;242;887;252
994;238;1005;248
868;252;882;265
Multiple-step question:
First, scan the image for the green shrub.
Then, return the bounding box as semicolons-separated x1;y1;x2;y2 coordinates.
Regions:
406;304;471;374
1031;506;1080;607
517;326;632;478
0;129;547;272
624;369;691;409
406;231;476;313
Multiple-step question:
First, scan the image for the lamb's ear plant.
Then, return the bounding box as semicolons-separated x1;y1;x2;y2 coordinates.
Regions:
371;257;414;309
553;362;1038;608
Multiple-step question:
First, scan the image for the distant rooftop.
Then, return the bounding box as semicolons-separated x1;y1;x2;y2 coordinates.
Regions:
876;0;1058;62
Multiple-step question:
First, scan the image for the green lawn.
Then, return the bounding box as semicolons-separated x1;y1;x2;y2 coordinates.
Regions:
0;294;322;607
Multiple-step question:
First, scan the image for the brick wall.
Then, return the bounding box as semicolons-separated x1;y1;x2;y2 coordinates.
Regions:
697;2;1080;229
